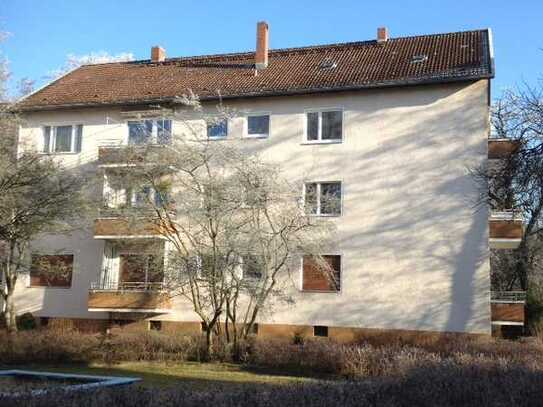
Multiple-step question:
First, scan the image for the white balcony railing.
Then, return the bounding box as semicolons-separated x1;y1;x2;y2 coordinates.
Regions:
491;291;526;303
90;281;165;292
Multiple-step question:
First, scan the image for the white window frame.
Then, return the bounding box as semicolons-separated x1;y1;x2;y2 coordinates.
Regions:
42;125;82;154
241;255;264;280
119;252;164;285
244;113;271;139
206;118;228;140
303;181;343;217
303;108;344;144
126;118;173;145
299;253;343;294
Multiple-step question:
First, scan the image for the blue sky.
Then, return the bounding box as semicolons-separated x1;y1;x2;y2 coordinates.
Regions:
1;0;542;98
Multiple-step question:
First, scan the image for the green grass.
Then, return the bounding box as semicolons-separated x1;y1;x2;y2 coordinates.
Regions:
10;362;330;390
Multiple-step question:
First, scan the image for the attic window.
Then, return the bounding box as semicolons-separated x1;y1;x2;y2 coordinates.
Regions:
319;59;337;70
411;55;428;63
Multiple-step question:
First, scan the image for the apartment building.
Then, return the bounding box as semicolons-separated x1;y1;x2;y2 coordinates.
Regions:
12;23;524;339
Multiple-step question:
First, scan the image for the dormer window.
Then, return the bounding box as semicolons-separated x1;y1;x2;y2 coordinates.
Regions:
319;59;337;70
411;55;428;63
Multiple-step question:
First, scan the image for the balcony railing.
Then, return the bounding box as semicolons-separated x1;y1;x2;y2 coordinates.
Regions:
491;290;526;303
93;216;165;238
489;211;523;249
488;138;521;159
90;281;165;292
88;281;171;312
98;145;176;168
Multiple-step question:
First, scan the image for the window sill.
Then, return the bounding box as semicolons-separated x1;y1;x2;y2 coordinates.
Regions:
243;134;269;139
301;140;343;145
27;285;72;290
307;213;342;218
39;152;80;156
207;137;228;141
300;289;341;294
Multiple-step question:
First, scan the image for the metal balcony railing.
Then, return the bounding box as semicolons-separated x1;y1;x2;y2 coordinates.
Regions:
90;281;165;292
491;291;526;303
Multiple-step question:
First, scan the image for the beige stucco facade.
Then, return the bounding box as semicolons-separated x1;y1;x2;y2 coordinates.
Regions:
14;79;491;335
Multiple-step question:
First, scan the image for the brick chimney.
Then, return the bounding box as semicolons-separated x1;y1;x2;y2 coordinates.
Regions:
255;21;269;69
151;46;166;62
377;27;388;43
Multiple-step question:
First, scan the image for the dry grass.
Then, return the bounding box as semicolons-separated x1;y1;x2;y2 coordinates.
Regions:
2;330;543;405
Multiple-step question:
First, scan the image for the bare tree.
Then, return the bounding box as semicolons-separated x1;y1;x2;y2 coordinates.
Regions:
113;97;336;356
0;36;91;332
46;51;134;80
472;84;543;293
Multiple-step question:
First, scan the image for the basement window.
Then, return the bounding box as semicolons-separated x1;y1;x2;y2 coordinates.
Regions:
149;321;162;331
313;326;328;337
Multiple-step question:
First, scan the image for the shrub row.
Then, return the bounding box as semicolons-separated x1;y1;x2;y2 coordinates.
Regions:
1;329;543;380
3;365;543;407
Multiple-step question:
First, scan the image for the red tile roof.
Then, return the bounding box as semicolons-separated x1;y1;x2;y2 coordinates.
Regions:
18;29;493;111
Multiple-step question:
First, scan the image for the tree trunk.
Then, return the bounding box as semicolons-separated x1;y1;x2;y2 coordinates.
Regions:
204;327;213;360
4;290;17;333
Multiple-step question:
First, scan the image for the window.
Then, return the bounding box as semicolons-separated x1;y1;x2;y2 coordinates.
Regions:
131;186;152;208
154;189;170;208
249;323;259;335
207;119;228;139
42;125;83;153
247;115;270;138
242;255;264;280
302;255;341;292
128;119;172;145
313;326;328;337
304;182;342;216
30;254;74;288
149;321;162;331
119;254;164;287
305;110;342;142
126;186;169;209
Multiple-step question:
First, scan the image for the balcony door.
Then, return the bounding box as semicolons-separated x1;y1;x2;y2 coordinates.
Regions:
119;253;164;289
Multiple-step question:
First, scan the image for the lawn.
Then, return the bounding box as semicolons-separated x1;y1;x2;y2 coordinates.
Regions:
10;362;330;390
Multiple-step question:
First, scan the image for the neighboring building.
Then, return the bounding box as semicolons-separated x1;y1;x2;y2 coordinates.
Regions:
13;23;523;338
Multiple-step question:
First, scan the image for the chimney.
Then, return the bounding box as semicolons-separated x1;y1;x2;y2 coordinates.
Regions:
151;46;166;62
255;21;269;69
377;27;388;43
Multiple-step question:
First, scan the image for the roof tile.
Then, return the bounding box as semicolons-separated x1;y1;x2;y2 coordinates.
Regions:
18;29;492;110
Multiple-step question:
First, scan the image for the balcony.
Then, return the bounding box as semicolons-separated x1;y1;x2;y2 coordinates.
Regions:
88;282;172;312
491;291;526;326
97;145;175;168
488;138;520;160
489;211;523;249
94;216;165;239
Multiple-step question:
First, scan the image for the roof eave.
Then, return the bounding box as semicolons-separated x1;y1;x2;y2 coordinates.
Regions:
16;73;493;113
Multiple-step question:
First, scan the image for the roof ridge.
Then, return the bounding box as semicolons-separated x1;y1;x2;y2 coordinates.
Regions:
84;28;489;67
